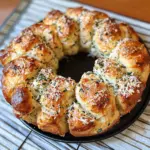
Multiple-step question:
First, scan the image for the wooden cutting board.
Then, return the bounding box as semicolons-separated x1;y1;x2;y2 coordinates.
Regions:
77;0;150;23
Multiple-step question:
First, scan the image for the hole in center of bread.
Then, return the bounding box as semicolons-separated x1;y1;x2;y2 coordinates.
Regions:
58;52;96;82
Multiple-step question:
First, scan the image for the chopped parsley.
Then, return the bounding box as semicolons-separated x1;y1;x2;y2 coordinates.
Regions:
38;74;47;81
97;128;103;133
63;89;67;92
79;88;84;92
95;92;99;95
127;72;132;76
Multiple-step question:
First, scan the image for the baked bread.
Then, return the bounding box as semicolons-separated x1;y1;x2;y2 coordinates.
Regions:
93;57;145;115
43;10;80;55
0;7;149;137
37;76;76;136
66;7;108;50
91;18;139;57
2;56;44;103
29;23;64;60
0;28;58;69
69;72;120;137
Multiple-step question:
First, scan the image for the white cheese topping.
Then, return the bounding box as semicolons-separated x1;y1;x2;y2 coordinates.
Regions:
42;106;58;118
117;73;141;98
68;103;95;125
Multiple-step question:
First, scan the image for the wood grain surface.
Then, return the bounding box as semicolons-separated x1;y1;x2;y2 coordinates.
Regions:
77;0;150;22
0;0;19;25
0;0;150;25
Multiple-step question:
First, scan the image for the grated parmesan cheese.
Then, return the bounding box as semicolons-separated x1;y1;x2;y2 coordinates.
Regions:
42;106;58;118
68;103;95;125
89;89;108;106
117;73;141;98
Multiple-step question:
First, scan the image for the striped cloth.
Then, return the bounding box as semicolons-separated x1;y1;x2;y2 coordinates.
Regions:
0;0;150;150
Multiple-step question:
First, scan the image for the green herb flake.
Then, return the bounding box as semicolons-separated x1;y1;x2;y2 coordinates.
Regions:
97;128;103;133
38;74;46;81
95;92;98;95
127;72;132;76
63;89;67;92
42;82;47;86
79;88;84;92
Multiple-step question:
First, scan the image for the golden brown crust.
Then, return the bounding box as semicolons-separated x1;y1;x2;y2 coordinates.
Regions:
56;15;79;55
68;103;96;137
0;49;10;66
66;7;108;50
66;7;84;22
43;10;63;25
116;74;145;115
11;85;41;125
21;105;41;126
44;11;80;55
93;57;127;87
30;23;64;60
37;76;76;136
11;87;32;114
119;23;139;41
79;10;108;50
69;72;120;137
37;111;68;136
0;29;39;66
119;40;149;67
2;56;43;103
12;28;39;51
76;72;113;118
29;67;56;101
68;102;120;137
111;39;150;83
0;28;59;69
92;18;122;55
91;19;140;57
94;57;147;115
